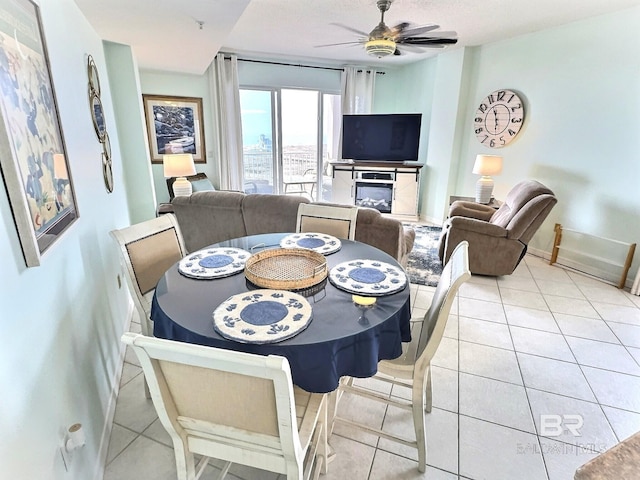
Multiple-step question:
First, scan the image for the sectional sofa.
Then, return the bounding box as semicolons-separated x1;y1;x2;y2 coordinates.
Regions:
170;191;416;266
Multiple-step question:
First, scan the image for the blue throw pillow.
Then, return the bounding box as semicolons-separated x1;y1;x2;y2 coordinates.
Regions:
190;178;215;192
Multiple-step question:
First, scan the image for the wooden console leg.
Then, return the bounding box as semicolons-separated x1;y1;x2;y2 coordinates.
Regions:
550;223;562;265
619;243;636;289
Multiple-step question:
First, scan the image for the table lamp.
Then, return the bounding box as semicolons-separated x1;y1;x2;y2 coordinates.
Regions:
163;153;196;196
472;154;503;204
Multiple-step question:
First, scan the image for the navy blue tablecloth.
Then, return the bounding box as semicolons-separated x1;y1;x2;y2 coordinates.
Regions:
151;233;411;393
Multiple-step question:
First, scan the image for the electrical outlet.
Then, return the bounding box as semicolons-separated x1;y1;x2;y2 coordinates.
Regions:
59;423;85;472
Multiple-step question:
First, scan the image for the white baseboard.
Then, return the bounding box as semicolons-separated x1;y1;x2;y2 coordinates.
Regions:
527;247;631;289
93;298;135;480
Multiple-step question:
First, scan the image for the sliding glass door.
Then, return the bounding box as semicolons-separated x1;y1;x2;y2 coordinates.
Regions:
239;89;277;194
239;87;340;201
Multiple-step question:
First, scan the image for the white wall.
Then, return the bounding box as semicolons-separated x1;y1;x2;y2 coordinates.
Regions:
237;60;342;91
0;0;131;478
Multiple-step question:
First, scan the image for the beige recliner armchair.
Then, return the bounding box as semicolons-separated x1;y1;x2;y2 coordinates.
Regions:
438;180;557;276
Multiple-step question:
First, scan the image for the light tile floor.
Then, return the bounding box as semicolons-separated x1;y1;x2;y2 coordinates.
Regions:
104;255;640;480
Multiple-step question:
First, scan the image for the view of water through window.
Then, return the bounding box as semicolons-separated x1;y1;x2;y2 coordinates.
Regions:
240;88;340;201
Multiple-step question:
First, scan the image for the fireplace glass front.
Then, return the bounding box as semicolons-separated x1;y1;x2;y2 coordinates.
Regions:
355;181;393;214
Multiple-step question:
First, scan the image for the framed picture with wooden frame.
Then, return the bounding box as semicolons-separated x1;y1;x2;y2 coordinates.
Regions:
142;94;206;164
0;0;79;267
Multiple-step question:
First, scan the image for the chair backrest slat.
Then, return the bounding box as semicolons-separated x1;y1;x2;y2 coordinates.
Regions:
296;203;358;240
415;241;471;367
122;333;304;470
126;228;184;295
110;214;187;336
158;360;280;436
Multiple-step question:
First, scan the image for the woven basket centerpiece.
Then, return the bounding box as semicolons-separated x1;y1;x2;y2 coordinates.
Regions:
245;248;328;290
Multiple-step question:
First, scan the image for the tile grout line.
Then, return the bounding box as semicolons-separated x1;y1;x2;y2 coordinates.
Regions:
501;260;552;480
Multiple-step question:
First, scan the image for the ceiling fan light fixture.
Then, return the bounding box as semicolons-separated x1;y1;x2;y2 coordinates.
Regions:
365;39;396;57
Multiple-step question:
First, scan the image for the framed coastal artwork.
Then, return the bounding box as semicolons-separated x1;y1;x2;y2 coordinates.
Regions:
142;94;206;164
0;0;78;267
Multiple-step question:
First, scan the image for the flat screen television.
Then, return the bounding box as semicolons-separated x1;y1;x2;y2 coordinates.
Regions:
341;113;422;162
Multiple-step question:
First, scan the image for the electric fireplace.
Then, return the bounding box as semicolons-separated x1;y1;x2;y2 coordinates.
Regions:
355;181;393;214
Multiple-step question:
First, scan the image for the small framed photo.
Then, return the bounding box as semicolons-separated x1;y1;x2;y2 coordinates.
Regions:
142;94;206;164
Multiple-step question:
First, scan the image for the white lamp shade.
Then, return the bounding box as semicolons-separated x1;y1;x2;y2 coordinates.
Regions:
472;154;502;204
472;155;503;176
163;154;196;178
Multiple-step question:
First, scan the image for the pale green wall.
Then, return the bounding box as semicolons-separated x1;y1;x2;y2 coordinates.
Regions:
139;60;343;203
105;42;157;224
422;49;471;224
139;70;216;204
0;0;132;478
377;6;640;283
454;6;640;278
2;5;638;478
373;60;439;218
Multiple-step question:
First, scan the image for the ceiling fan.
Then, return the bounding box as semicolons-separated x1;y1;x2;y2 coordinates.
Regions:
317;0;458;58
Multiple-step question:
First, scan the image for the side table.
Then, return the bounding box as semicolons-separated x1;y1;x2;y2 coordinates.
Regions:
449;195;502;209
156;203;174;216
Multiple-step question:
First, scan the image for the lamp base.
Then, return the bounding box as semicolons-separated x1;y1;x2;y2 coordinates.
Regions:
172;177;192;197
475;176;494;204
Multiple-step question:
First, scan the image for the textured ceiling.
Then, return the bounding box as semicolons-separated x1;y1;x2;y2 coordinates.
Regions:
74;0;640;74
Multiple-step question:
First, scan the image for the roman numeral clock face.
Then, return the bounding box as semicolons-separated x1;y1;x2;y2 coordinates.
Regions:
474;89;524;148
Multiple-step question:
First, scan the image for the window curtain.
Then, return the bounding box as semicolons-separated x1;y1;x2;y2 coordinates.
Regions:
341;66;377;115
208;53;244;191
339;67;377;160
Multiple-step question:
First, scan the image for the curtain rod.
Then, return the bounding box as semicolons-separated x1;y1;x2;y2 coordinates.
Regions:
224;56;385;75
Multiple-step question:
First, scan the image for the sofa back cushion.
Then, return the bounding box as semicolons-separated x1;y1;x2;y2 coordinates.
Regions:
172;191;247;252
490;180;555;229
488;180;557;243
242;194;309;236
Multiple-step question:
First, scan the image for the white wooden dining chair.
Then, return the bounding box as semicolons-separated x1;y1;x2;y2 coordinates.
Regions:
333;241;471;472
296;203;358;240
122;333;328;480
110;214;187;338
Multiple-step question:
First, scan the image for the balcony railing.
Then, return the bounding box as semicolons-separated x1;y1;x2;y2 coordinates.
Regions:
242;150;332;200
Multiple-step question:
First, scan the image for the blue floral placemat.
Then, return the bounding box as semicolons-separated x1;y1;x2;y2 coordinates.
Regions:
279;232;342;255
212;289;313;344
329;259;408;296
178;247;250;279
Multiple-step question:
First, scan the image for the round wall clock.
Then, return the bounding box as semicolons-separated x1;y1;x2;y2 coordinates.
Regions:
474;89;524;148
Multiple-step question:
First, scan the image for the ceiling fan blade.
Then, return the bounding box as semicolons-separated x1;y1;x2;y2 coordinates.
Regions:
395;24;441;37
401;37;458;46
418;31;458;38
330;22;370;37
314;41;365;48
396;43;428;52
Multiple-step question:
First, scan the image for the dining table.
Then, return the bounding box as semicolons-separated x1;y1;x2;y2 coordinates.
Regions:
151;232;412;394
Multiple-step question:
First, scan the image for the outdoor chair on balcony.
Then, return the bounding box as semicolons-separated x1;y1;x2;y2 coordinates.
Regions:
283;169;317;200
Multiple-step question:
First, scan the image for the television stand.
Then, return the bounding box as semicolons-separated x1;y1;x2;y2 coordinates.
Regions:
330;161;422;220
